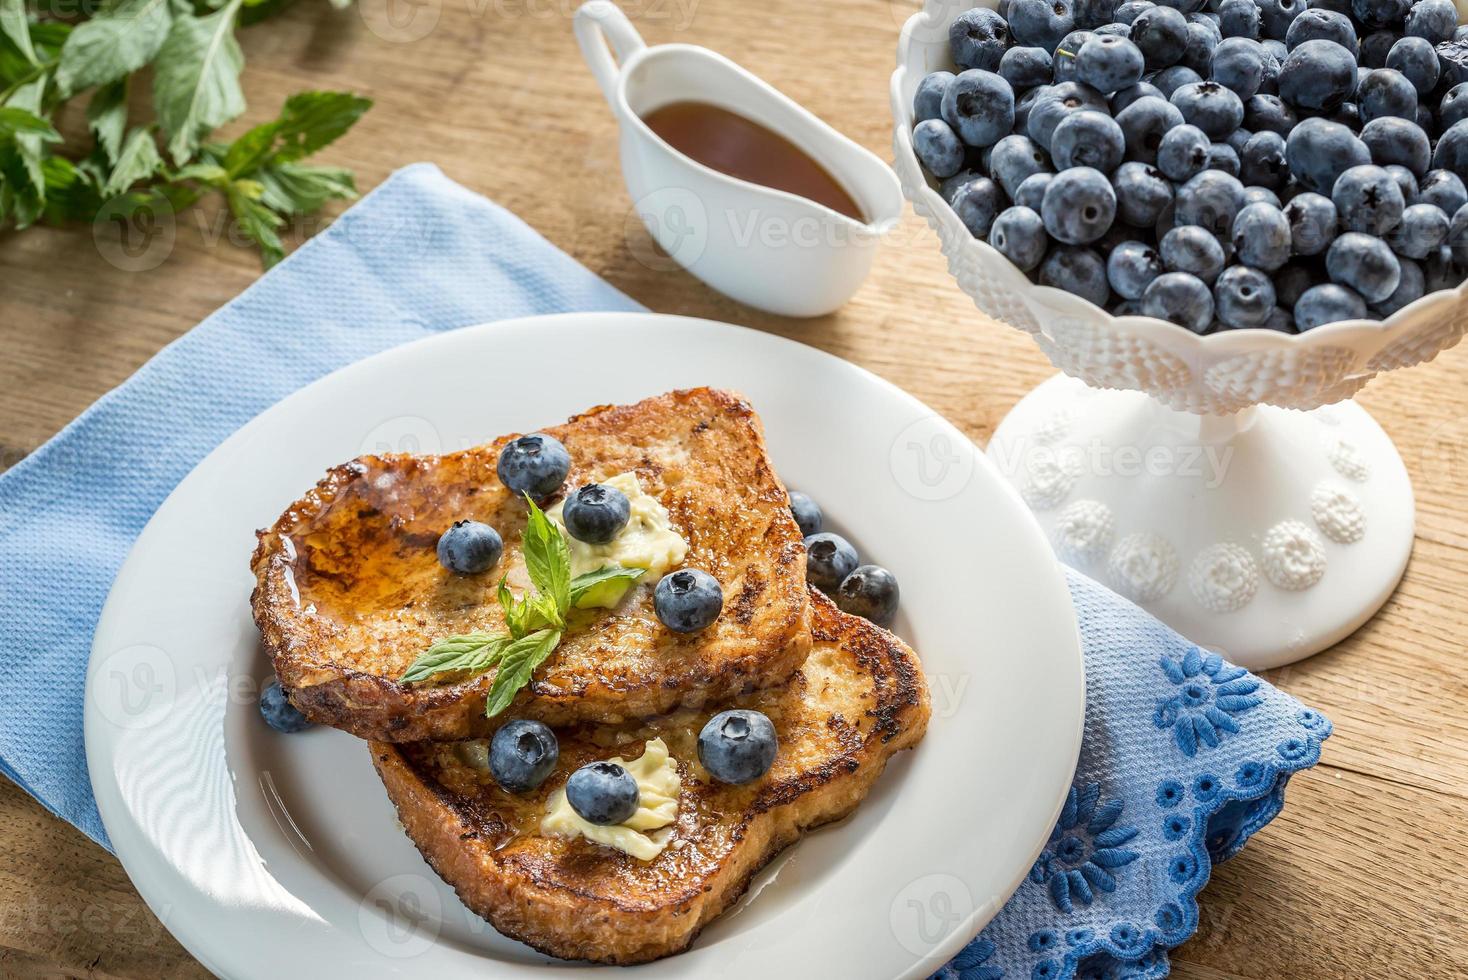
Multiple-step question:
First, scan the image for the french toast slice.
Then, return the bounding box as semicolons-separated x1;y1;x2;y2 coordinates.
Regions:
252;388;810;742
371;592;929;964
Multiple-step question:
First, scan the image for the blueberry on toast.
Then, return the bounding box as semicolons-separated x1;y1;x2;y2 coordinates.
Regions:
370;592;930;964
251;388;811;742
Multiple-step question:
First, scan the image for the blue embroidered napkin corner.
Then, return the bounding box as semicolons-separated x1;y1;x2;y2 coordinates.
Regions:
937;570;1331;980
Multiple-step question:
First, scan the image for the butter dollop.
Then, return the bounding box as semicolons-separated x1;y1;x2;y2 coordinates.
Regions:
546;472;688;606
540;738;681;860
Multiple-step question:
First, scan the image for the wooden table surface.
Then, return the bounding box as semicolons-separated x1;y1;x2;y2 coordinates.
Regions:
3;0;1467;976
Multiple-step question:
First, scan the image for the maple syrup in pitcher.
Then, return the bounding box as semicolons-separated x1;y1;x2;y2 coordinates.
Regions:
642;101;867;222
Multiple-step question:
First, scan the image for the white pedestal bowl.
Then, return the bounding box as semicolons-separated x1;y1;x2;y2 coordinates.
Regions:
889;0;1460;668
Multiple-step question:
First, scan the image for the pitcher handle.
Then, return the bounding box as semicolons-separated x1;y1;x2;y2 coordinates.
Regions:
574;1;647;107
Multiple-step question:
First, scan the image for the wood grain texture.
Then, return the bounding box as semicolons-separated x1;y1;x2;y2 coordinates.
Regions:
2;0;1466;975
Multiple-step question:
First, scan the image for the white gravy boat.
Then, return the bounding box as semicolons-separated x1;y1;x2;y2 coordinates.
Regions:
574;0;903;318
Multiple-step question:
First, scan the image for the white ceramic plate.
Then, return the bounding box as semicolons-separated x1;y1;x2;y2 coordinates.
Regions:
85;313;1083;979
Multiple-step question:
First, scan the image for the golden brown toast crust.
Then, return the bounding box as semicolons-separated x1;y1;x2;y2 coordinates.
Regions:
252;389;811;741
370;592;930;964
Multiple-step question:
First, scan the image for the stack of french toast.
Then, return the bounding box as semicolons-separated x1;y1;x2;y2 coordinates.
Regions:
250;387;930;964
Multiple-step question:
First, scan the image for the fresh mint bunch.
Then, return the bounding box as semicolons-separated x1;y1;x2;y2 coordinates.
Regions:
400;496;647;718
0;0;371;266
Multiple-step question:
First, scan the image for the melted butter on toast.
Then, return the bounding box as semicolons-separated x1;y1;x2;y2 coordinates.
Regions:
541;738;681;860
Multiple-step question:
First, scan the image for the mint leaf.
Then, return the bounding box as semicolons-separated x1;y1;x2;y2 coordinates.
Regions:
225;178;283;266
400;632;509;684
88;80;128;164
103;127;161;195
0;106;60;142
2;77;50;224
484;629;561;717
153;0;245;165
257;161;356;213
56;0;172;97
0;0;38;68
224;90;370;176
522;495;571;616
569;565;645;608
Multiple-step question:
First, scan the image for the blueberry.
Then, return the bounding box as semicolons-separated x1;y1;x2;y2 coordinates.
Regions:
951;177;1006;237
1039;246;1113;305
942;70;1016;148
1077;35;1147;92
1157;123;1211;180
1451;203;1468;263
1132;4;1190;67
1264;306;1297;332
1112;161;1175;224
1116;94;1184;162
940;168;982;204
1384;203;1448;258
1243;185;1282;207
1239;130;1289;189
802;532;858;592
1052;110;1127;169
1111;81;1166;111
566;761;639;825
989;205;1052;271
1275;261;1318;307
1171;80;1245;137
1116;0;1157;24
1407;0;1459;43
1094;21;1134;37
914;71;954;123
1174;169;1246;237
1358;69;1417;122
1285;9;1356;51
1015;85;1055;134
1327;231;1402;301
1424;245;1467;290
1294;282;1369;327
259;680;312;733
1225;126;1253;153
654;568;723;632
1231;202;1292;269
1360;117;1431;177
1386;37;1440;95
1151;64;1204;97
1107;240;1166;297
1432;120;1468;184
1439;38;1468;88
1258;0;1304;39
1016;172;1057;210
1001;46;1056;90
1327;101;1363;131
1011;0;1078;51
1218;0;1260;37
1206;38;1261;99
437;520;504;574
1283;192;1340;254
1179;22;1218;76
916;118;963;179
1278;40;1357;111
1385;164;1420;202
1415;169;1468;214
1213;265;1278;326
1207;141;1241;175
1141;271;1215;329
990;134;1054;198
835;565;902;626
489;719;559;793
1160;224;1227;280
1372;256;1426;314
1285;117;1371;194
1359;29;1398;67
1243;94;1298;135
562;483;631;545
1029;81;1110;148
1333;164;1406;236
1042;166;1118;243
1440;84;1468;132
1352;0;1411;30
788;490;822;537
950;8;1010;71
497;433;571;500
1052;29;1097;81
697;709;778;784
1076;0;1123;28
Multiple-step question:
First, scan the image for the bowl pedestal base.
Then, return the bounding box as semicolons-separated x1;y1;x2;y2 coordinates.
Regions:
988;374;1414;670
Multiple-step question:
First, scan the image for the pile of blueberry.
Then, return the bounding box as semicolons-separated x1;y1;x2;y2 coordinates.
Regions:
911;0;1468;332
790;491;901;626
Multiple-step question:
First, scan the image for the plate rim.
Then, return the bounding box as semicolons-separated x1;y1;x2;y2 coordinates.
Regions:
85;311;1084;979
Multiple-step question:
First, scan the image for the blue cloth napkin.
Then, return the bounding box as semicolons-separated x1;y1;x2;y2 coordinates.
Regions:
0;163;640;849
0;163;1329;979
937;569;1331;980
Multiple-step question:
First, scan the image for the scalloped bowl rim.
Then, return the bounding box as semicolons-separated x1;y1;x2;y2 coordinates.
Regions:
888;0;1468;353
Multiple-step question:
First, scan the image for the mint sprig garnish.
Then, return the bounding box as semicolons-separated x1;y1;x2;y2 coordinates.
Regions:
400;495;641;717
